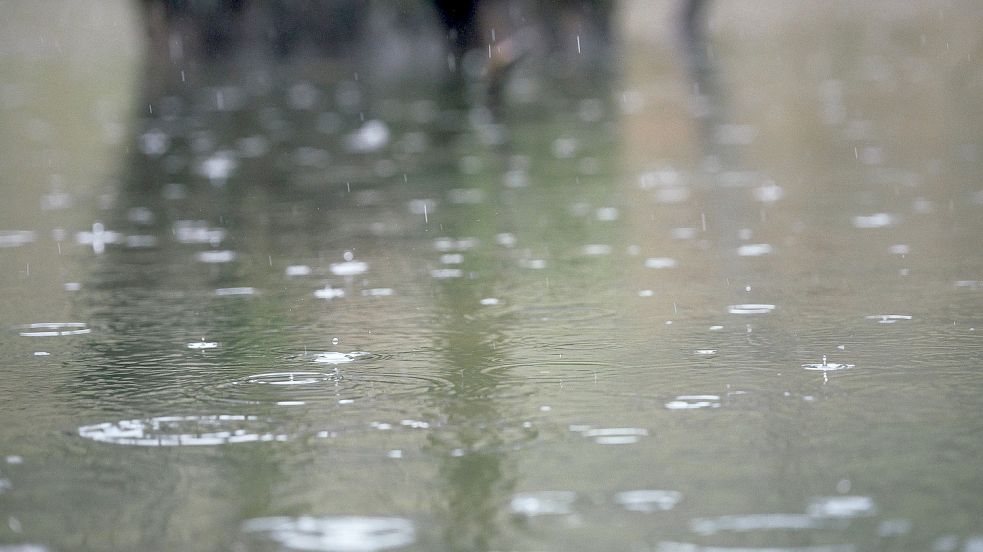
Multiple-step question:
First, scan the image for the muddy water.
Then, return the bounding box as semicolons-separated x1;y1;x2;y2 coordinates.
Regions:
1;2;982;551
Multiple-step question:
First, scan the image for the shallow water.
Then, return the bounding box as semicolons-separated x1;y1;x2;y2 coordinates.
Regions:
1;2;983;551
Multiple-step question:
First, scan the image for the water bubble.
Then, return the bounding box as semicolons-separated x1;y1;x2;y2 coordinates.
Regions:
665;395;721;410
728;304;775;314
510;491;577;516
78;415;289;446
439;254;464;264
645;257;678;269
480;298;500;306
33;352;49;356
807;496;877;518
694;349;718;357
802;355;855;371
18;322;90;337
242;516;416;552
865;314;912;324
638;290;655;297
614;490;682;512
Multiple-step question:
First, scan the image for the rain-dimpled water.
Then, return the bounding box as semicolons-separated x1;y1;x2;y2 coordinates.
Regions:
1;2;982;551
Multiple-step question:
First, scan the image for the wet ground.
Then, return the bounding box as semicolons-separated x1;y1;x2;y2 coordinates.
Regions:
1;2;982;551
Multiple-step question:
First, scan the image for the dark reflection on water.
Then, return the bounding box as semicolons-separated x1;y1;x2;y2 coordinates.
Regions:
2;2;983;551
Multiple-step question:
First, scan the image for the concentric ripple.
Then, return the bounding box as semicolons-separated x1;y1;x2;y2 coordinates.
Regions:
241;516;415;552
199;371;344;406
77;415;289;446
